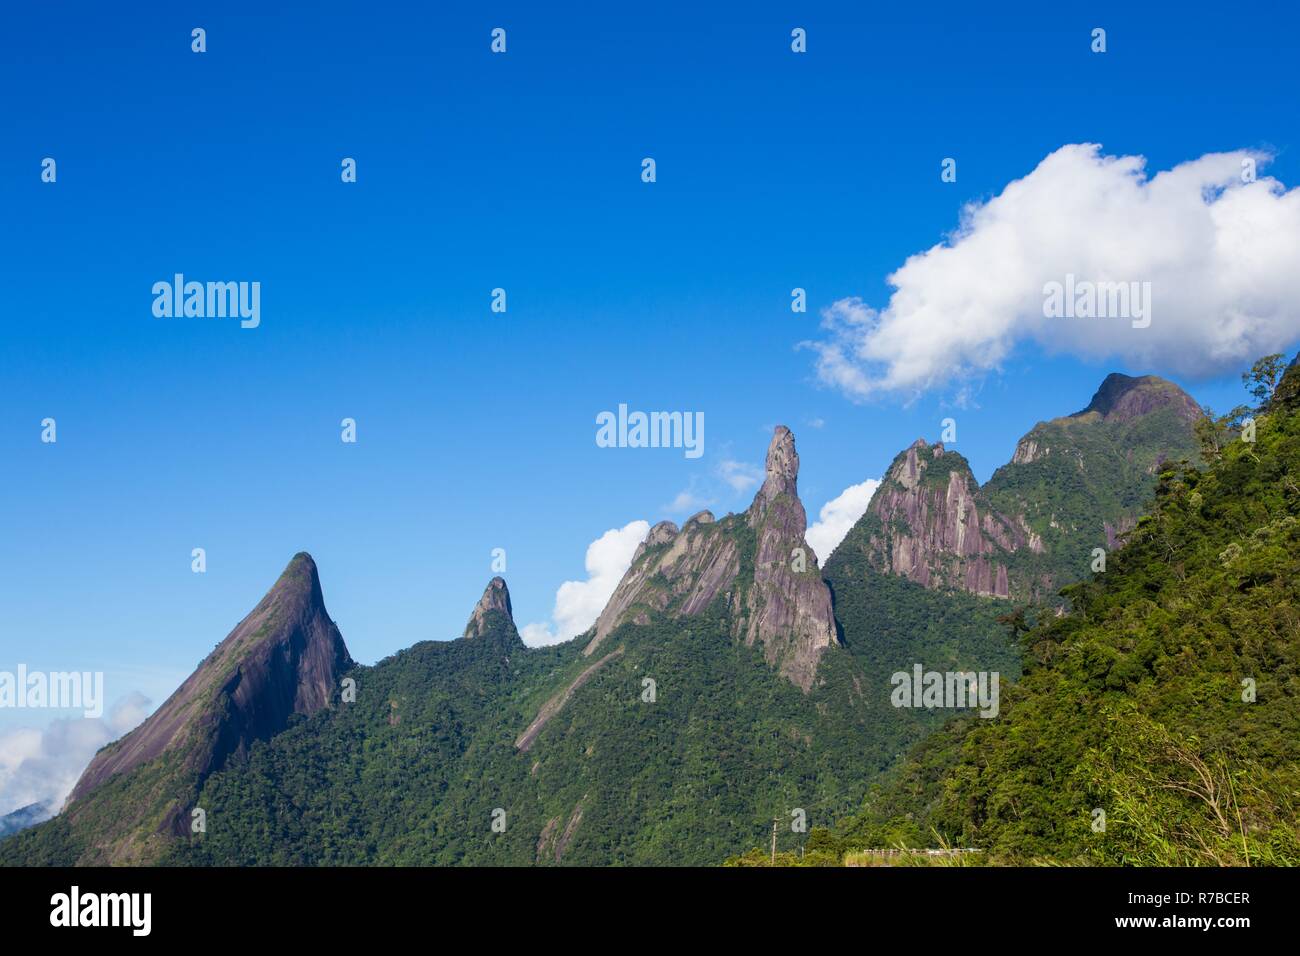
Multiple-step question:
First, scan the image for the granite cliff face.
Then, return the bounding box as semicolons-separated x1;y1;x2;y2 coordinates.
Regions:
851;373;1203;601
67;553;353;830
586;426;837;689
740;426;839;687
859;440;1038;598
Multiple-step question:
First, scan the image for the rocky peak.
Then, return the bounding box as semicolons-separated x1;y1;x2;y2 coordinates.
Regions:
463;576;514;639
750;425;799;521
863;443;1031;598
685;510;715;528
846;370;1205;604
67;553;353;829
1072;373;1201;425
585;426;837;690
646;520;679;547
740;427;838;687
889;439;931;490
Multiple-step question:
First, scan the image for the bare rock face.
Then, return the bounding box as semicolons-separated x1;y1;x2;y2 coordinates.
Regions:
67;553;352;824
750;425;799;517
1072;372;1202;425
739;427;839;688
856;372;1202;602
463;576;513;639
586;517;739;656
862;440;1032;599
586;426;837;690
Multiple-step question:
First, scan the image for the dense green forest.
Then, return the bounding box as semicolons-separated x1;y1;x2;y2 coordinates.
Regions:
8;361;1290;868
829;358;1300;865
983;394;1203;602
147;582;1012;866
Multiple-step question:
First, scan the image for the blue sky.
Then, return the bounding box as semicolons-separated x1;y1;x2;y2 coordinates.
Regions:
2;0;1297;753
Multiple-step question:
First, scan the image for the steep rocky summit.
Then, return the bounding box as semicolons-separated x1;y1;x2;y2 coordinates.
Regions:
1007;373;1201;468
1073;372;1202;425
463;576;513;639
67;553;353;836
741;426;840;686
585;426;837;689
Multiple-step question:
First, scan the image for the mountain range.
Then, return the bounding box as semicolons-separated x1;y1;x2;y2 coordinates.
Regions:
4;369;1249;866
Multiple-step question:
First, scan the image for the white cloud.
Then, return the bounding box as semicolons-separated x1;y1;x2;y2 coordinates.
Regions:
521;520;651;647
0;693;152;817
716;459;763;493
804;144;1300;401
805;478;881;564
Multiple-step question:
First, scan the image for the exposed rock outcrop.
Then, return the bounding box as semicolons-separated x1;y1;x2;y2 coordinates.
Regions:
862;440;1030;598
847;372;1203;602
463;576;513;639
1071;372;1202;425
516;648;624;752
584;426;837;690
67;553;353;826
740;427;839;688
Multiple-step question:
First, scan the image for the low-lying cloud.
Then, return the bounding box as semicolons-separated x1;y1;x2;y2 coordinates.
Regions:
0;692;152;818
805;144;1300;401
805;478;881;563
521;520;651;647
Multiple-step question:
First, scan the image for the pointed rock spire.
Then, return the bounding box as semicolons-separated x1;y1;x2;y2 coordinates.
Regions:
750;425;799;519
67;552;353;822
463;576;514;639
585;424;838;690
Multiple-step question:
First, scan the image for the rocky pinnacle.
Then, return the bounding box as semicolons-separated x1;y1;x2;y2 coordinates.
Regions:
749;425;799;521
585;424;838;690
742;426;838;687
463;576;513;638
67;552;353;823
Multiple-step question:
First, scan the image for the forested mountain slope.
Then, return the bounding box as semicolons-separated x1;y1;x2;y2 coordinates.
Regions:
835;362;1300;865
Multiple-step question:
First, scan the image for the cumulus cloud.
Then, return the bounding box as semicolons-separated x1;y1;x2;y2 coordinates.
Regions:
0;692;152;817
804;144;1300;401
521;520;651;647
805;478;881;563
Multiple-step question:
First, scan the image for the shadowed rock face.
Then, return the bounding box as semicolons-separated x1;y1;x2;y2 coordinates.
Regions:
67;553;352;820
463;577;513;639
585;426;837;690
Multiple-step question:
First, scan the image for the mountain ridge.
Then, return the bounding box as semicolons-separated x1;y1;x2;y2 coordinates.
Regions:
0;368;1227;867
844;371;1203;602
833;361;1300;865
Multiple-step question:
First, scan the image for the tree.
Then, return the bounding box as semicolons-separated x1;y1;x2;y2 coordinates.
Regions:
1193;404;1252;462
1243;353;1286;406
